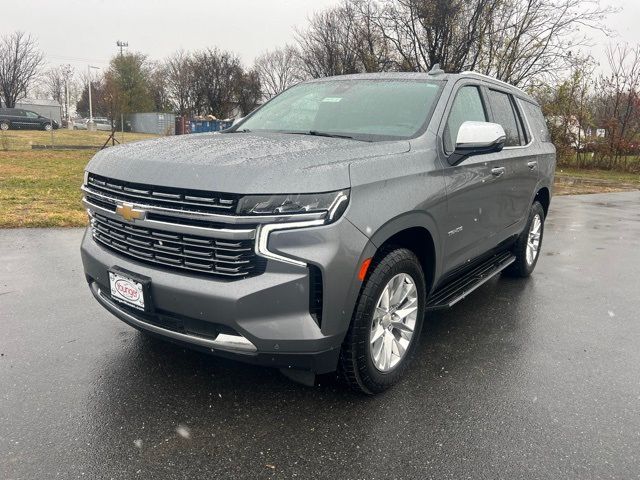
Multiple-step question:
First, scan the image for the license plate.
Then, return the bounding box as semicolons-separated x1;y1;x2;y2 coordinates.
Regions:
109;271;146;310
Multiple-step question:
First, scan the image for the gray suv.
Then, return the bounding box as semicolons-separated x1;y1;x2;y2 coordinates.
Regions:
80;70;555;394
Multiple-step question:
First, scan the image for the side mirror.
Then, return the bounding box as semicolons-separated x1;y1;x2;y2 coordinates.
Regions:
448;121;506;166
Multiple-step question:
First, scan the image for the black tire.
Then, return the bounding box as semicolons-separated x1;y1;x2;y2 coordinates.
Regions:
505;201;545;278
339;247;426;394
0;121;9;131
43;123;53;131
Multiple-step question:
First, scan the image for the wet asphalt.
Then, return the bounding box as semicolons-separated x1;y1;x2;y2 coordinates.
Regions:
1;191;639;480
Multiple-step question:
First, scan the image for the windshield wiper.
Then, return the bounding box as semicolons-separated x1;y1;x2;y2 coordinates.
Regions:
307;130;355;140
280;130;357;140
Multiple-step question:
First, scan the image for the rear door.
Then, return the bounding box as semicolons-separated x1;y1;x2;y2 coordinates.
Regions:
484;89;538;230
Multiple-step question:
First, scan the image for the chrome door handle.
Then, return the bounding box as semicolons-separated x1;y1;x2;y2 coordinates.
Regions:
491;167;506;177
527;161;538;169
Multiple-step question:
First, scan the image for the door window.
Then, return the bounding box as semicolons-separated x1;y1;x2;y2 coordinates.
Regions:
487;90;526;146
444;86;487;153
25;111;39;118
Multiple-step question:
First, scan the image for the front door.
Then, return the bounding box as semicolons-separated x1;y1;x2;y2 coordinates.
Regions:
24;110;42;129
439;82;509;273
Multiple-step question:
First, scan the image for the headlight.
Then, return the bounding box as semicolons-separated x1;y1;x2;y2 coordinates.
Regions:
237;190;349;223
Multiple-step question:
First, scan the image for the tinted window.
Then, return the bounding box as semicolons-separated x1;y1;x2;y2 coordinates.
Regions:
240;79;444;141
25;111;39;118
488;90;523;146
444;86;487;153
521;101;551;143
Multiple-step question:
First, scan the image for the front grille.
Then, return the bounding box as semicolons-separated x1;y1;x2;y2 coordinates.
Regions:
91;212;264;278
87;173;240;214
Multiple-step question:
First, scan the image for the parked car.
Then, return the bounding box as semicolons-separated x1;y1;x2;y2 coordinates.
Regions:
92;117;113;131
74;117;112;131
72;117;87;130
0;108;59;131
80;70;556;394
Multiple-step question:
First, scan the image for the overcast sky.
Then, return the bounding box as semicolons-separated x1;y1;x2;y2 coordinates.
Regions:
0;0;638;72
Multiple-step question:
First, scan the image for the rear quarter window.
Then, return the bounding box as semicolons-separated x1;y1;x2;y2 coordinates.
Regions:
521;101;551;143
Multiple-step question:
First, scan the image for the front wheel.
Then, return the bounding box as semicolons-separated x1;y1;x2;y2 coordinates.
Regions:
340;247;426;394
505;201;545;278
43;123;53;131
0;121;9;131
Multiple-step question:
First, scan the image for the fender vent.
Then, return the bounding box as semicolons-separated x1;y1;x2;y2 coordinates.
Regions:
308;265;323;326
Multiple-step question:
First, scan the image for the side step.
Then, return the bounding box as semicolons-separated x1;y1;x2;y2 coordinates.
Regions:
426;251;515;311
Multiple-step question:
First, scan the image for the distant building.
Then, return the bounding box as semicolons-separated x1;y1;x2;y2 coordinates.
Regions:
0;99;63;124
126;112;176;135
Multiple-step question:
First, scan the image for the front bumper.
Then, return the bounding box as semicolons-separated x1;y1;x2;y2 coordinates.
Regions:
80;217;372;374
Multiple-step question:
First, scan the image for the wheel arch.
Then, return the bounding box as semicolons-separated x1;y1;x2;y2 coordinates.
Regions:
534;186;550;216
367;212;441;294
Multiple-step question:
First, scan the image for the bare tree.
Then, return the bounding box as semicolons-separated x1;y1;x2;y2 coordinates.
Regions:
295;0;396;78
478;0;615;87
295;3;362;78
0;32;44;108
254;45;302;100
235;68;262;115
147;61;172;112
350;0;395;72
165;50;200;115
593;44;640;168
532;56;596;164
42;66;66;105
191;48;243;118
372;0;501;72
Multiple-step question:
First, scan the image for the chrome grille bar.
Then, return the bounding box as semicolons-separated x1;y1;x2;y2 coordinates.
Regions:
90;212;261;278
82;185;326;225
82;197;256;241
87;173;239;213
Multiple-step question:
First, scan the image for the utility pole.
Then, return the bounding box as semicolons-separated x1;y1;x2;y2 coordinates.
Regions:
61;64;73;129
87;65;100;131
116;40;129;57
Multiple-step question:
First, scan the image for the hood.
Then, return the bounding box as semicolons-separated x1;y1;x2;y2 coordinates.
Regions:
86;132;410;194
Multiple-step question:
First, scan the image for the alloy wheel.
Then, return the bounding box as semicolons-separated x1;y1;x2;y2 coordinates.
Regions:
526;214;542;265
369;273;418;372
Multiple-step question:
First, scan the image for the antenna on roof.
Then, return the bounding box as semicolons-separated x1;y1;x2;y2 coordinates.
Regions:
428;63;445;75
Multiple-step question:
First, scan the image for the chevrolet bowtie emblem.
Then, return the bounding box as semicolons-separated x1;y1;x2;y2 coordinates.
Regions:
115;203;145;222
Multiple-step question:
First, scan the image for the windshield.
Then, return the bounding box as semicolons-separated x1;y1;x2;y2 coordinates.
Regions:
238;79;443;141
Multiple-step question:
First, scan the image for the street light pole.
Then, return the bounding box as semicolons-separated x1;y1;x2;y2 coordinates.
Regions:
87;65;100;131
61;64;72;129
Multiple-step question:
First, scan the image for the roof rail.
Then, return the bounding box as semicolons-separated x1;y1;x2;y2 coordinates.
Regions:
460;71;527;95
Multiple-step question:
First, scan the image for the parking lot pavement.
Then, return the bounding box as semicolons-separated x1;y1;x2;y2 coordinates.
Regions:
1;191;639;479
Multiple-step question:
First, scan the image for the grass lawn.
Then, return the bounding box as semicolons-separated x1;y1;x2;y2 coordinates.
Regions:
0;130;157;228
0;129;154;150
555;167;640;195
0;130;638;228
